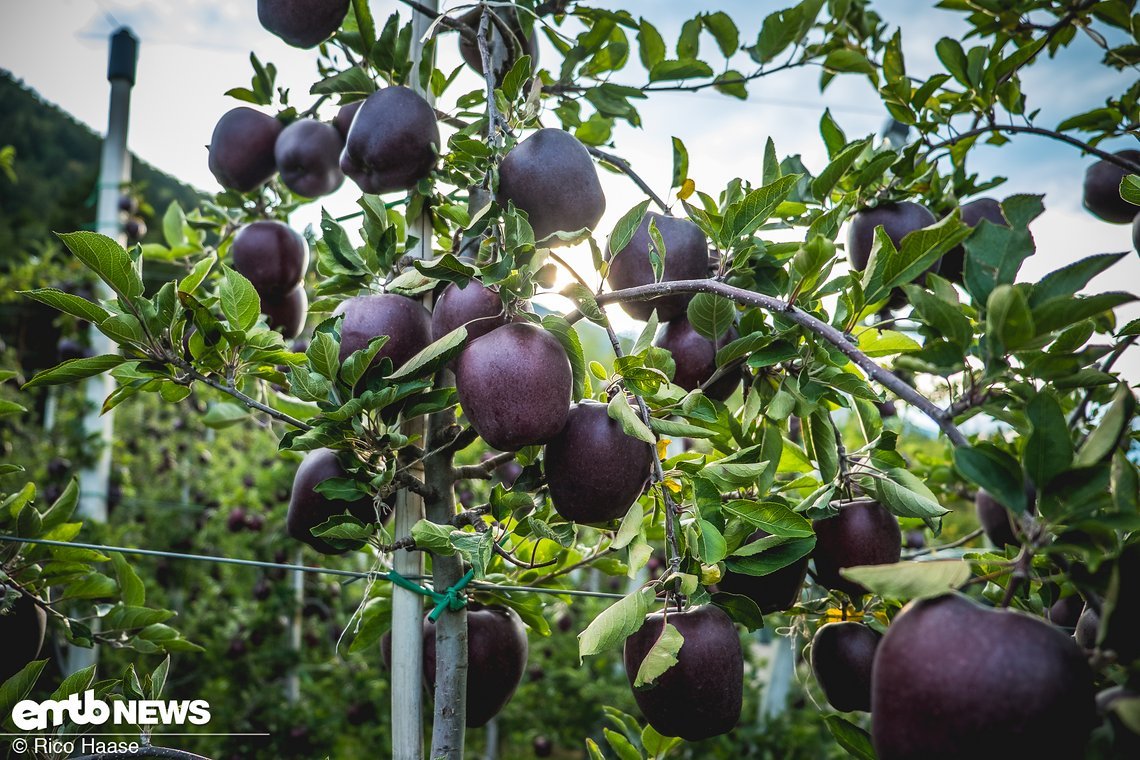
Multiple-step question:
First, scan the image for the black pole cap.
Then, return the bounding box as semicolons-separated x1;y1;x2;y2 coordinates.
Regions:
108;27;139;85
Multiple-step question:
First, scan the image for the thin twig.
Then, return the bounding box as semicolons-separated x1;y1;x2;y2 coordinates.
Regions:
905;527;985;558
174;359;312;431
453;450;518;480
926;123;1140;173
586;146;670;213
1069;334;1138;429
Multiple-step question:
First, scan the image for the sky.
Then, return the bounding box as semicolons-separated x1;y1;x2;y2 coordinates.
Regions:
1;0;1138;382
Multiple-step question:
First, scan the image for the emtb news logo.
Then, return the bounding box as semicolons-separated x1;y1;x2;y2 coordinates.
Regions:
11;690;211;730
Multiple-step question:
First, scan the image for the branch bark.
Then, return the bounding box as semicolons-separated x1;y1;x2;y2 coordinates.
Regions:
926;123;1140;173
586;279;970;447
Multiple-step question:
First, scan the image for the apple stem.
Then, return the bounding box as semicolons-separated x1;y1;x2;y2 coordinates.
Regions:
585;146;670;213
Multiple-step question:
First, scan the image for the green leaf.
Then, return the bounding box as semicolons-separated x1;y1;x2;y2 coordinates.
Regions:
202;402;248;429
633;623;684;687
1122;175;1140;206
671;136;689;189
542;315;588;401
647;217;666;283
702;11;739;57
1075;383;1135;467
697;519;728;564
954;444;1027;514
0;659;48;719
410;520;455;555
50;663;96;701
1032;292;1135;336
450;530;494;578
340;335;388;388
21;288;111;324
179;252;216;295
307;331;341;382
388;327;468;383
608;200;651;260
825;715;878;760
842;561;971;600
963;195;1043;305
811;137;870;200
902;285;972;350
162;201;187;248
986;285;1035;354
607;392;656;444
578;587;654;659
218;265;260;331
722;174;801;242
1030;252;1129;306
612;501;644;550
23;354;125;390
726;534;815;576
808;410;839;483
57;231;143;300
823;49;877;79
1023;392;1072;489
603;728;642;760
111;551;145;607
874;470;950;519
935;37;970;85
686;293;735;341
722;499;813;537
855;328;921;357
649;58;714;82
637;19;666;70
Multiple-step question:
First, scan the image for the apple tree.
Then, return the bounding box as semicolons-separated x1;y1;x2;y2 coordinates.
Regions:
14;0;1140;757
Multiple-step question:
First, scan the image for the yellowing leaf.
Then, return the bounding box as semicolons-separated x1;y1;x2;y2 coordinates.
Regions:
678;178;696;200
656;438;671;460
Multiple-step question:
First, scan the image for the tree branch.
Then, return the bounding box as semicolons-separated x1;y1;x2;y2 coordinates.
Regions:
453;450;517;480
586;146;670;213
174;360;312;431
396;0;475;39
583;279;969;447
926;123;1140;173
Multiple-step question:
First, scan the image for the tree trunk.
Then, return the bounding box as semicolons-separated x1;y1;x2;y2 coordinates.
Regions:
426;405;468;759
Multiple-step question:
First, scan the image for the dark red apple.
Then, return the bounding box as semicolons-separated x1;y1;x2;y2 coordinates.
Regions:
262;286;307;340
1048;595;1084;629
812;499;902;597
456;5;539;81
846;201;938;272
431;281;509;342
975;488;1020;548
940;197;1007;283
871;593;1096;760
717;529;809;614
231;221;308;300
623;604;742;741
423;604;528;727
341;87;440;194
208;107;282;193
0;589;47;685
1084;150;1140;223
333;101;362;140
606;212;709;322
275;119;345;198
655;317;740;401
497;128;606;244
257;0;350;49
544;400;654;523
811;621;880;712
287;448;377;554
454;323;572;451
1075;605;1099;649
332;294;432;371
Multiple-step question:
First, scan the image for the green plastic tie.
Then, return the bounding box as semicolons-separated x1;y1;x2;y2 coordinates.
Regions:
385;567;476;622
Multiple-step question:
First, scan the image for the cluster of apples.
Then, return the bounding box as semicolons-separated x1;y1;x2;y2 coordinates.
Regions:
1082;149;1140;250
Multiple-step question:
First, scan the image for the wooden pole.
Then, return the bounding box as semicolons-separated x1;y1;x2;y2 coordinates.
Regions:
390;4;438;758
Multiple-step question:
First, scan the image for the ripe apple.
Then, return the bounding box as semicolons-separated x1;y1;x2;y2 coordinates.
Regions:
332;294;432;371
497;128;606;244
1048;595;1084;629
257;0;350;49
623;604;743;741
939;197;1007;283
333;100;362;140
605;212;709;322
1083;150;1140;223
262;286;308;340
430;281;510;343
208;107;282;193
275;119;345;198
846;201;937;308
0;588;47;685
340;87;439;194
871;593;1096;760
655;317;740;401
422;604;528;727
231;221;308;300
975;488;1020;548
287;448;378;554
544;400;654;523
454;323;572;451
1075;605;1099;649
811;621;880;712
717;529;809;613
812;499;902;597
